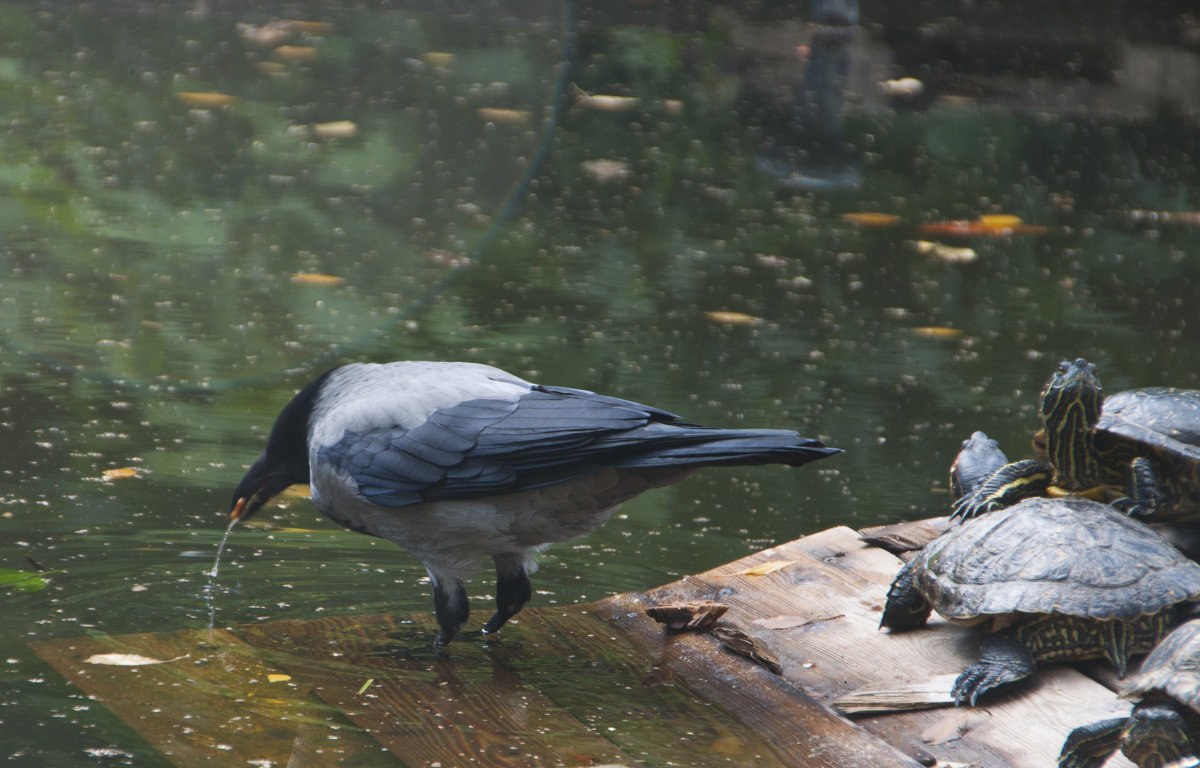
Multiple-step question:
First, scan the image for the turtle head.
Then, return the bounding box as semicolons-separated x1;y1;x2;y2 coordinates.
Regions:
1040;358;1103;488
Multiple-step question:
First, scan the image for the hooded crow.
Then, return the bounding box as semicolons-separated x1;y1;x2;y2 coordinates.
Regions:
231;361;840;647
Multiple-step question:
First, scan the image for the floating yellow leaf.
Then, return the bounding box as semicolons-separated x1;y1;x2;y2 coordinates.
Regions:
312;120;359;139
704;311;763;326
84;653;183;666
910;326;964;338
476;107;530;124
976;214;1022;230
574;91;640;112
357;678;375;694
102;467;140;482
267;674;292;683
735;560;794;576
420;52;455;67
840;212;901;228
912;240;977;264
273;45;317;63
175;92;237;108
291;273;345;286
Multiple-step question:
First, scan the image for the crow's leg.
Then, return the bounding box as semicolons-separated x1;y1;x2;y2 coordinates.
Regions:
430;576;470;648
483;552;532;636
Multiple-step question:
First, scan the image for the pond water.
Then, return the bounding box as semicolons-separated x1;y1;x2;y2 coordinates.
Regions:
3;1;1200;764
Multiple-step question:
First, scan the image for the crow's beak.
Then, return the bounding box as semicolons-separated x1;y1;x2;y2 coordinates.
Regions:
230;451;298;521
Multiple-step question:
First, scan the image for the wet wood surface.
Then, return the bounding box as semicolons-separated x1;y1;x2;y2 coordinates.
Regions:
31;518;1141;767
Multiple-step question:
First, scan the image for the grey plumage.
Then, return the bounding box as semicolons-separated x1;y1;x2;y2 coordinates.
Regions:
231;361;840;647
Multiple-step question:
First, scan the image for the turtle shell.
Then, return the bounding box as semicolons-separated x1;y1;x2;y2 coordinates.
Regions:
1099;388;1200;451
1124;618;1200;712
915;496;1200;624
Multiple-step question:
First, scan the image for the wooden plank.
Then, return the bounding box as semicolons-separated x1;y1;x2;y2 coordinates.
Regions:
609;526;1136;768
30;628;384;766
497;607;803;766
231;612;639;767
592;592;924;768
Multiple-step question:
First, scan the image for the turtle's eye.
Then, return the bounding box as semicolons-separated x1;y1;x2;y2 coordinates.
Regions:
1056;361;1070;374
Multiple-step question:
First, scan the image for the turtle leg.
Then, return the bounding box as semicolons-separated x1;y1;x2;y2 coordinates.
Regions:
1115;456;1166;520
950;459;1054;521
880;559;933;630
952;632;1036;706
1121;705;1194;768
1099;620;1132;678
1057;717;1127;768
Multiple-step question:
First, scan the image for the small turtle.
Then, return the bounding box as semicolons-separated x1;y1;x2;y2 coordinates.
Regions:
953;358;1200;522
881;496;1200;705
1060;618;1200;768
949;431;1012;502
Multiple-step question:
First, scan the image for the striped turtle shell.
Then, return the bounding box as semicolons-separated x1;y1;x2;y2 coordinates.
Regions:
1124;618;1200;710
915;496;1200;625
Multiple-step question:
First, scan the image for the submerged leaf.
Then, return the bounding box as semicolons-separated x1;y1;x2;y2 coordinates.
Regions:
0;568;49;592
84;653;186;666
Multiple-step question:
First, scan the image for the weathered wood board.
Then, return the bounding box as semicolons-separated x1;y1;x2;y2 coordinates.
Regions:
31;519;1142;768
596;524;1139;768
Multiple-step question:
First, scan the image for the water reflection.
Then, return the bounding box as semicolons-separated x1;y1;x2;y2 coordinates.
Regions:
1;0;1200;763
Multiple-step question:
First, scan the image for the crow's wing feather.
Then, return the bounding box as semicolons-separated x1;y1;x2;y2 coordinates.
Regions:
318;387;833;507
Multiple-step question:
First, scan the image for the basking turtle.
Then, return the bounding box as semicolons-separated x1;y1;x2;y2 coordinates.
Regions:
949;430;1012;502
953;358;1200;522
1059;618;1200;768
881;496;1200;706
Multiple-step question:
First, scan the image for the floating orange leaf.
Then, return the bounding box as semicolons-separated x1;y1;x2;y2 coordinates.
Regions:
266;674;292;683
175;92;237;108
919;215;1045;238
291;273;345;286
910;326;964;339
841;212;901;228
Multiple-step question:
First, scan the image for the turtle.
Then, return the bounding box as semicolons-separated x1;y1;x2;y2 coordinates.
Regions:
949;430;1012;503
1059;618;1200;768
881;496;1200;706
953;358;1200;523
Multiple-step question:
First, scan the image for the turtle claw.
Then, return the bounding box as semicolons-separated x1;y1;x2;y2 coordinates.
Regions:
1057;718;1126;768
952;634;1037;706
